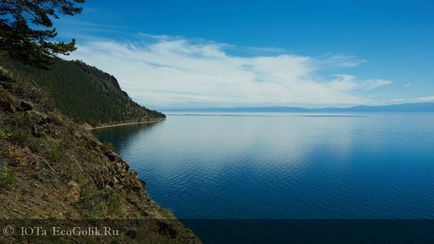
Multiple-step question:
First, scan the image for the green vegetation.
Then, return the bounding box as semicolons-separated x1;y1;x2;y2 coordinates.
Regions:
0;165;16;188
156;205;176;219
11;129;30;147
0;56;165;126
0;128;12;140
0;22;197;239
50;147;63;162
77;178;124;218
49;112;64;125
0;0;84;66
103;142;116;152
9;112;32;147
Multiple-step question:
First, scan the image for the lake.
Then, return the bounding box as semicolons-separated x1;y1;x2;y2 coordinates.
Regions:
94;113;434;242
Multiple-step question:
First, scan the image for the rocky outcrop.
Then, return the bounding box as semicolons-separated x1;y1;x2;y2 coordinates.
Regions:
0;66;200;243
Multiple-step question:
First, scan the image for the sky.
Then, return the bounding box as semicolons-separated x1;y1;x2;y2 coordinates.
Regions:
55;0;434;109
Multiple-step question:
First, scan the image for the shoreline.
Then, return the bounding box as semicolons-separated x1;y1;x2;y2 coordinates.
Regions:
89;118;165;130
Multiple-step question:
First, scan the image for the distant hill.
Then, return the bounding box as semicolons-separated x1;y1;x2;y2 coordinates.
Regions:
317;103;434;112
165;103;434;113
0;56;164;126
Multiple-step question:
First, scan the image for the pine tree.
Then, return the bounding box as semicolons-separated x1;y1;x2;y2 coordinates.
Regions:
0;0;84;67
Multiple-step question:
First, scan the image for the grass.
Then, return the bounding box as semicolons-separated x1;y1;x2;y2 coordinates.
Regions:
156;205;175;219
106;189;123;215
76;177;124;218
0;165;16;188
50;147;63;162
0;128;12;140
11;128;30;146
48;112;64;125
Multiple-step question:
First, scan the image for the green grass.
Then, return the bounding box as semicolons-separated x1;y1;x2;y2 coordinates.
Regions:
0;165;16;188
0;128;12;140
76;178;124;218
50;147;63;162
156;205;175;219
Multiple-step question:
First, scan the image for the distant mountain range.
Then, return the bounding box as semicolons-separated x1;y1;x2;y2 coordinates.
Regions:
164;102;434;113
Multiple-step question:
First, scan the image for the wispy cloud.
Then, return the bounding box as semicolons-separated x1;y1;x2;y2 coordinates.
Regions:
67;34;392;108
316;54;366;68
390;98;405;103
360;79;393;90
417;96;434;102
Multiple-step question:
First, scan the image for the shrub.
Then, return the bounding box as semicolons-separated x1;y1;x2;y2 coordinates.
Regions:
49;112;63;125
106;189;123;215
77;179;124;218
103;142;116;152
50;147;63;162
0;165;16;188
11;129;30;146
0;129;12;140
156;205;175;219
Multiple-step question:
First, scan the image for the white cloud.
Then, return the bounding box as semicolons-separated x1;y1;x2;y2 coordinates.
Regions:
67;35;391;108
390;98;405;103
360;79;393;90
417;96;434;102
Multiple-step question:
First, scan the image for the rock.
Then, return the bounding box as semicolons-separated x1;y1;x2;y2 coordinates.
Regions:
66;181;80;203
157;221;178;238
30;113;52;137
113;176;120;184
130;179;145;193
17;100;33;111
108;181;115;188
105;150;118;162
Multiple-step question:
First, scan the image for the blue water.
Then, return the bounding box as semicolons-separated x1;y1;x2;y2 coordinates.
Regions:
93;113;434;219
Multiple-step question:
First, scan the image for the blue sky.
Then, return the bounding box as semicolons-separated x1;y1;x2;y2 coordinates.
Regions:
56;0;434;108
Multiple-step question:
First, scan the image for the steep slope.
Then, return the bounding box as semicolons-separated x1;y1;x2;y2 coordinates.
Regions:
0;54;164;126
0;65;199;243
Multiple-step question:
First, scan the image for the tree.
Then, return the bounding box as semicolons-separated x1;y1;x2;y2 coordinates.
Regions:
0;0;84;67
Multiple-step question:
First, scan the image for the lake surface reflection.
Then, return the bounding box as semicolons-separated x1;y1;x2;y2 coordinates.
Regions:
94;113;434;219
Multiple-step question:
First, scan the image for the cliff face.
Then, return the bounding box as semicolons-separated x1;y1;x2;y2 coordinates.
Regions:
0;55;165;127
0;64;199;243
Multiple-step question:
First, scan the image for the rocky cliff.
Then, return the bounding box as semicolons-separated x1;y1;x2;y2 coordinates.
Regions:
0;64;199;243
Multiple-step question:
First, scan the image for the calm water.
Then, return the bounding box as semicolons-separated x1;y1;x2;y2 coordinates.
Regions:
94;113;434;219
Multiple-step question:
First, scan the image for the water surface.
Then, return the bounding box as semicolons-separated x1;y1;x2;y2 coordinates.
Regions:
94;113;434;219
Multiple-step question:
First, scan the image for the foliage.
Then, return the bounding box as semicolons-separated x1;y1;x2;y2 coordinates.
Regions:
0;128;12;139
103;142;116;152
50;147;63;162
0;0;84;67
11;128;30;146
106;189;123;215
49;111;63;125
1;57;165;126
156;205;175;219
77;178;123;218
10;112;31;146
0;165;16;188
